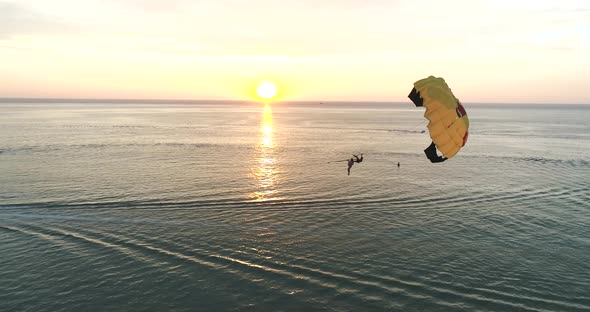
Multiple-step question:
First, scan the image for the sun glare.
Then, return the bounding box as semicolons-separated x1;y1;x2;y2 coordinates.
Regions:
256;81;278;100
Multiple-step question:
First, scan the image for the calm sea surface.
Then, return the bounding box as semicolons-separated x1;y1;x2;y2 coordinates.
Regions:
1;101;589;311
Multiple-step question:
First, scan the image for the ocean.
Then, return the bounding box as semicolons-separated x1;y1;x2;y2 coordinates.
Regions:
1;101;589;311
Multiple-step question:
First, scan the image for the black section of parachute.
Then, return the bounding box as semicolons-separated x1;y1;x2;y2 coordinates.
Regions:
408;87;447;163
408;88;423;107
424;142;448;163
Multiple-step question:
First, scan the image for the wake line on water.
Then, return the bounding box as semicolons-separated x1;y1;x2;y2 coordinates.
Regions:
189;240;590;310
2;141;588;170
22;224;559;310
3;178;586;210
6;222;587;311
0;213;171;225
450;154;590;167
298;126;427;134
2;182;588;232
0;212;397;239
6;223;403;310
319;153;590;169
0;142;244;155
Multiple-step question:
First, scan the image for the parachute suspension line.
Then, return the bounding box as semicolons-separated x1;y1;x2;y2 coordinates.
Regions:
327;159;350;164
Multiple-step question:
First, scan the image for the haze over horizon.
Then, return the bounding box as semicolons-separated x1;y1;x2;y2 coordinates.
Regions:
1;0;589;104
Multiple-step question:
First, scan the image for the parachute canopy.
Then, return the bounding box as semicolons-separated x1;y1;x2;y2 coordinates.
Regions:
408;76;469;162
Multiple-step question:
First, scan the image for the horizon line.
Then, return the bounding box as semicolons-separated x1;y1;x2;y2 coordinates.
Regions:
0;97;588;106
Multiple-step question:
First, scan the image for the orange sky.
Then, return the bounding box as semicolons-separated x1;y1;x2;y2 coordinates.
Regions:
0;0;589;103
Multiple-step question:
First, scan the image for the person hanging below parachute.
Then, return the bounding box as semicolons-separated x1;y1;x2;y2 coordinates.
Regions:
347;158;354;175
408;76;469;163
326;153;364;175
352;153;363;163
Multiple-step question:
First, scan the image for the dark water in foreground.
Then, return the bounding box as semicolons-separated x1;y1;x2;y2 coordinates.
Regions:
1;102;589;311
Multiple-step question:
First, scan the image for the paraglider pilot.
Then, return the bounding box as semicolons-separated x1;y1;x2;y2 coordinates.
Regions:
347;158;354;175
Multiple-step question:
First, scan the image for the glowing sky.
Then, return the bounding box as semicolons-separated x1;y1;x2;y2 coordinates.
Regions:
0;0;588;103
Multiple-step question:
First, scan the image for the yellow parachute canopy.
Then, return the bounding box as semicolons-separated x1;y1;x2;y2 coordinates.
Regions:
408;76;469;162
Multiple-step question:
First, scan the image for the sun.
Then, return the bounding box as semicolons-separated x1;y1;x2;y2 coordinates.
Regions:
256;81;278;100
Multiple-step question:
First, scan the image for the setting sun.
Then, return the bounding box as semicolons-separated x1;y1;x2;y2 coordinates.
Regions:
256;81;278;100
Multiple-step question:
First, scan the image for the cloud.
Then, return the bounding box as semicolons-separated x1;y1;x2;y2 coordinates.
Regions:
0;2;69;38
105;0;398;13
105;0;191;11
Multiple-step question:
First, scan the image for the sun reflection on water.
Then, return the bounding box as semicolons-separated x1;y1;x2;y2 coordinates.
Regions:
249;104;281;201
